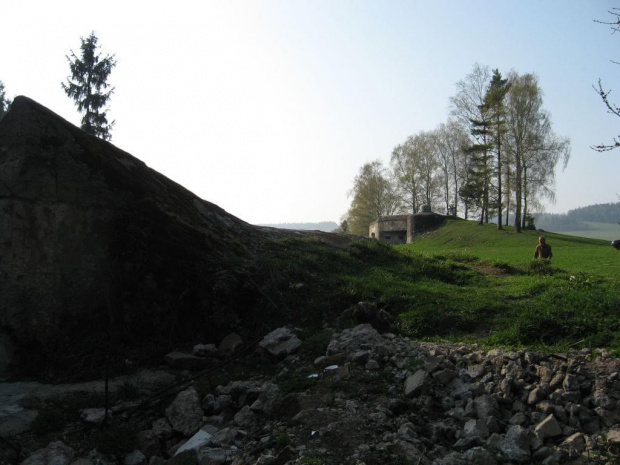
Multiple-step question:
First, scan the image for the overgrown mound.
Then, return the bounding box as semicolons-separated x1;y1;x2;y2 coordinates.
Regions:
0;97;272;379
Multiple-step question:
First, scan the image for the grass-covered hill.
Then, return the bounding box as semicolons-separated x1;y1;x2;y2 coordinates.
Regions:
252;219;620;354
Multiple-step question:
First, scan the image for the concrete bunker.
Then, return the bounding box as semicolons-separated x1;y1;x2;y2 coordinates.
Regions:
368;206;446;244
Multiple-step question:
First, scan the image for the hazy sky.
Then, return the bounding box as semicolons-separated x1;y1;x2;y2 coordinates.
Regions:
2;1;618;224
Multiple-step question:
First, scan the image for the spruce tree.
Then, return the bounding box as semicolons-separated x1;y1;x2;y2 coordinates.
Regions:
0;80;11;121
62;32;116;140
484;70;510;229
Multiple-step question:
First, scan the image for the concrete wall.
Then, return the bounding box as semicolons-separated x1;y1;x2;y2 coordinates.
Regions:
369;212;446;245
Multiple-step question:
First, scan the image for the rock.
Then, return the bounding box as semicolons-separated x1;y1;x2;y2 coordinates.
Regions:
80;408;109;425
500;425;531;464
404;369;431;397
473;394;498;419
607;427;620;444
463;418;490;438
175;425;219;456
326;324;383;356
166;450;199;465
249;383;281;413
560;432;585;458
258;328;302;358
337;302;396;333
563;374;580;392
136;430;161;458
152;418;173;439
218;333;243;356
595;406;620;427
193;344;217;357
527;387;547;405
467;364;485;379
166;387;203;436
365;359;380;370
534;414;562;440
197;448;227;465
462;447;497;465
433;369;458;385
21;441;75;465
165;352;211;370
233;405;257;427
124;450;146;465
208;427;245;448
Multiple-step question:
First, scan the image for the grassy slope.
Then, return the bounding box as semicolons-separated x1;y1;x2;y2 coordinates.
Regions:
254;220;620;354
404;219;619;278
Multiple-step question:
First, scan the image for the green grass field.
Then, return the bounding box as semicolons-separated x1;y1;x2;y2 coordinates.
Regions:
403;219;619;278
254;220;620;355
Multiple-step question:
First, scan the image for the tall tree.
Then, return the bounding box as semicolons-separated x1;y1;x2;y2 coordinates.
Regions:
484;69;510;229
450;64;494;223
347;161;401;236
434;121;468;216
62;32;116;140
0;80;11;121
391;142;421;215
505;72;570;232
391;132;439;213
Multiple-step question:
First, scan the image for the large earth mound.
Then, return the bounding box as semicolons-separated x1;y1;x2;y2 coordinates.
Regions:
0;96;271;379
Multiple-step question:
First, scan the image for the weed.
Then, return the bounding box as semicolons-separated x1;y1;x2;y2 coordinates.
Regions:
116;379;139;400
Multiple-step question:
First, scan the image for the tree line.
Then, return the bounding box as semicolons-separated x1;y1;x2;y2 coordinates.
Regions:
535;202;620;231
0;32;115;139
345;64;571;236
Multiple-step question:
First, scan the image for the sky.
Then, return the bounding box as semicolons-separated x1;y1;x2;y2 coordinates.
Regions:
1;1;619;225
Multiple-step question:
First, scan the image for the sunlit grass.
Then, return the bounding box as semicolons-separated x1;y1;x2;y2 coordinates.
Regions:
253;221;620;354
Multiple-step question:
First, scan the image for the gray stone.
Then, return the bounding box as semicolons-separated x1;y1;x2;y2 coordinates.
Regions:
259;328;302;358
500;425;531;464
197;448;226;465
534;414;562;440
404;369;431;397
595;406;620;427
208;427;244;447
463;418;489;438
509;412;527;425
433;369;458;384
462;447;497;465
80;408;108;425
21;441;75;465
152;418;173;439
474;394;498;419
165;387;203;436
164;352;211;370
192;344;217;357
136;430;161;458
233;405;257;427
124;450;146;465
527;387;547;405
467;364;485;379
563;374;580;392
326;324;383;356
218;332;243;355
560;432;585;458
365;359;380;370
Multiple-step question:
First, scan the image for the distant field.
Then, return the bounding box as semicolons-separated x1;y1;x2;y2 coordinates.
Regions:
557;221;620;241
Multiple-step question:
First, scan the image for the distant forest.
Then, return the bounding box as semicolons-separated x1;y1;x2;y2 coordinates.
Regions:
535;202;620;231
258;221;338;232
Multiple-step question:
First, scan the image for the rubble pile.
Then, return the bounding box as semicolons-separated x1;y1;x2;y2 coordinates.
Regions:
18;324;620;464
